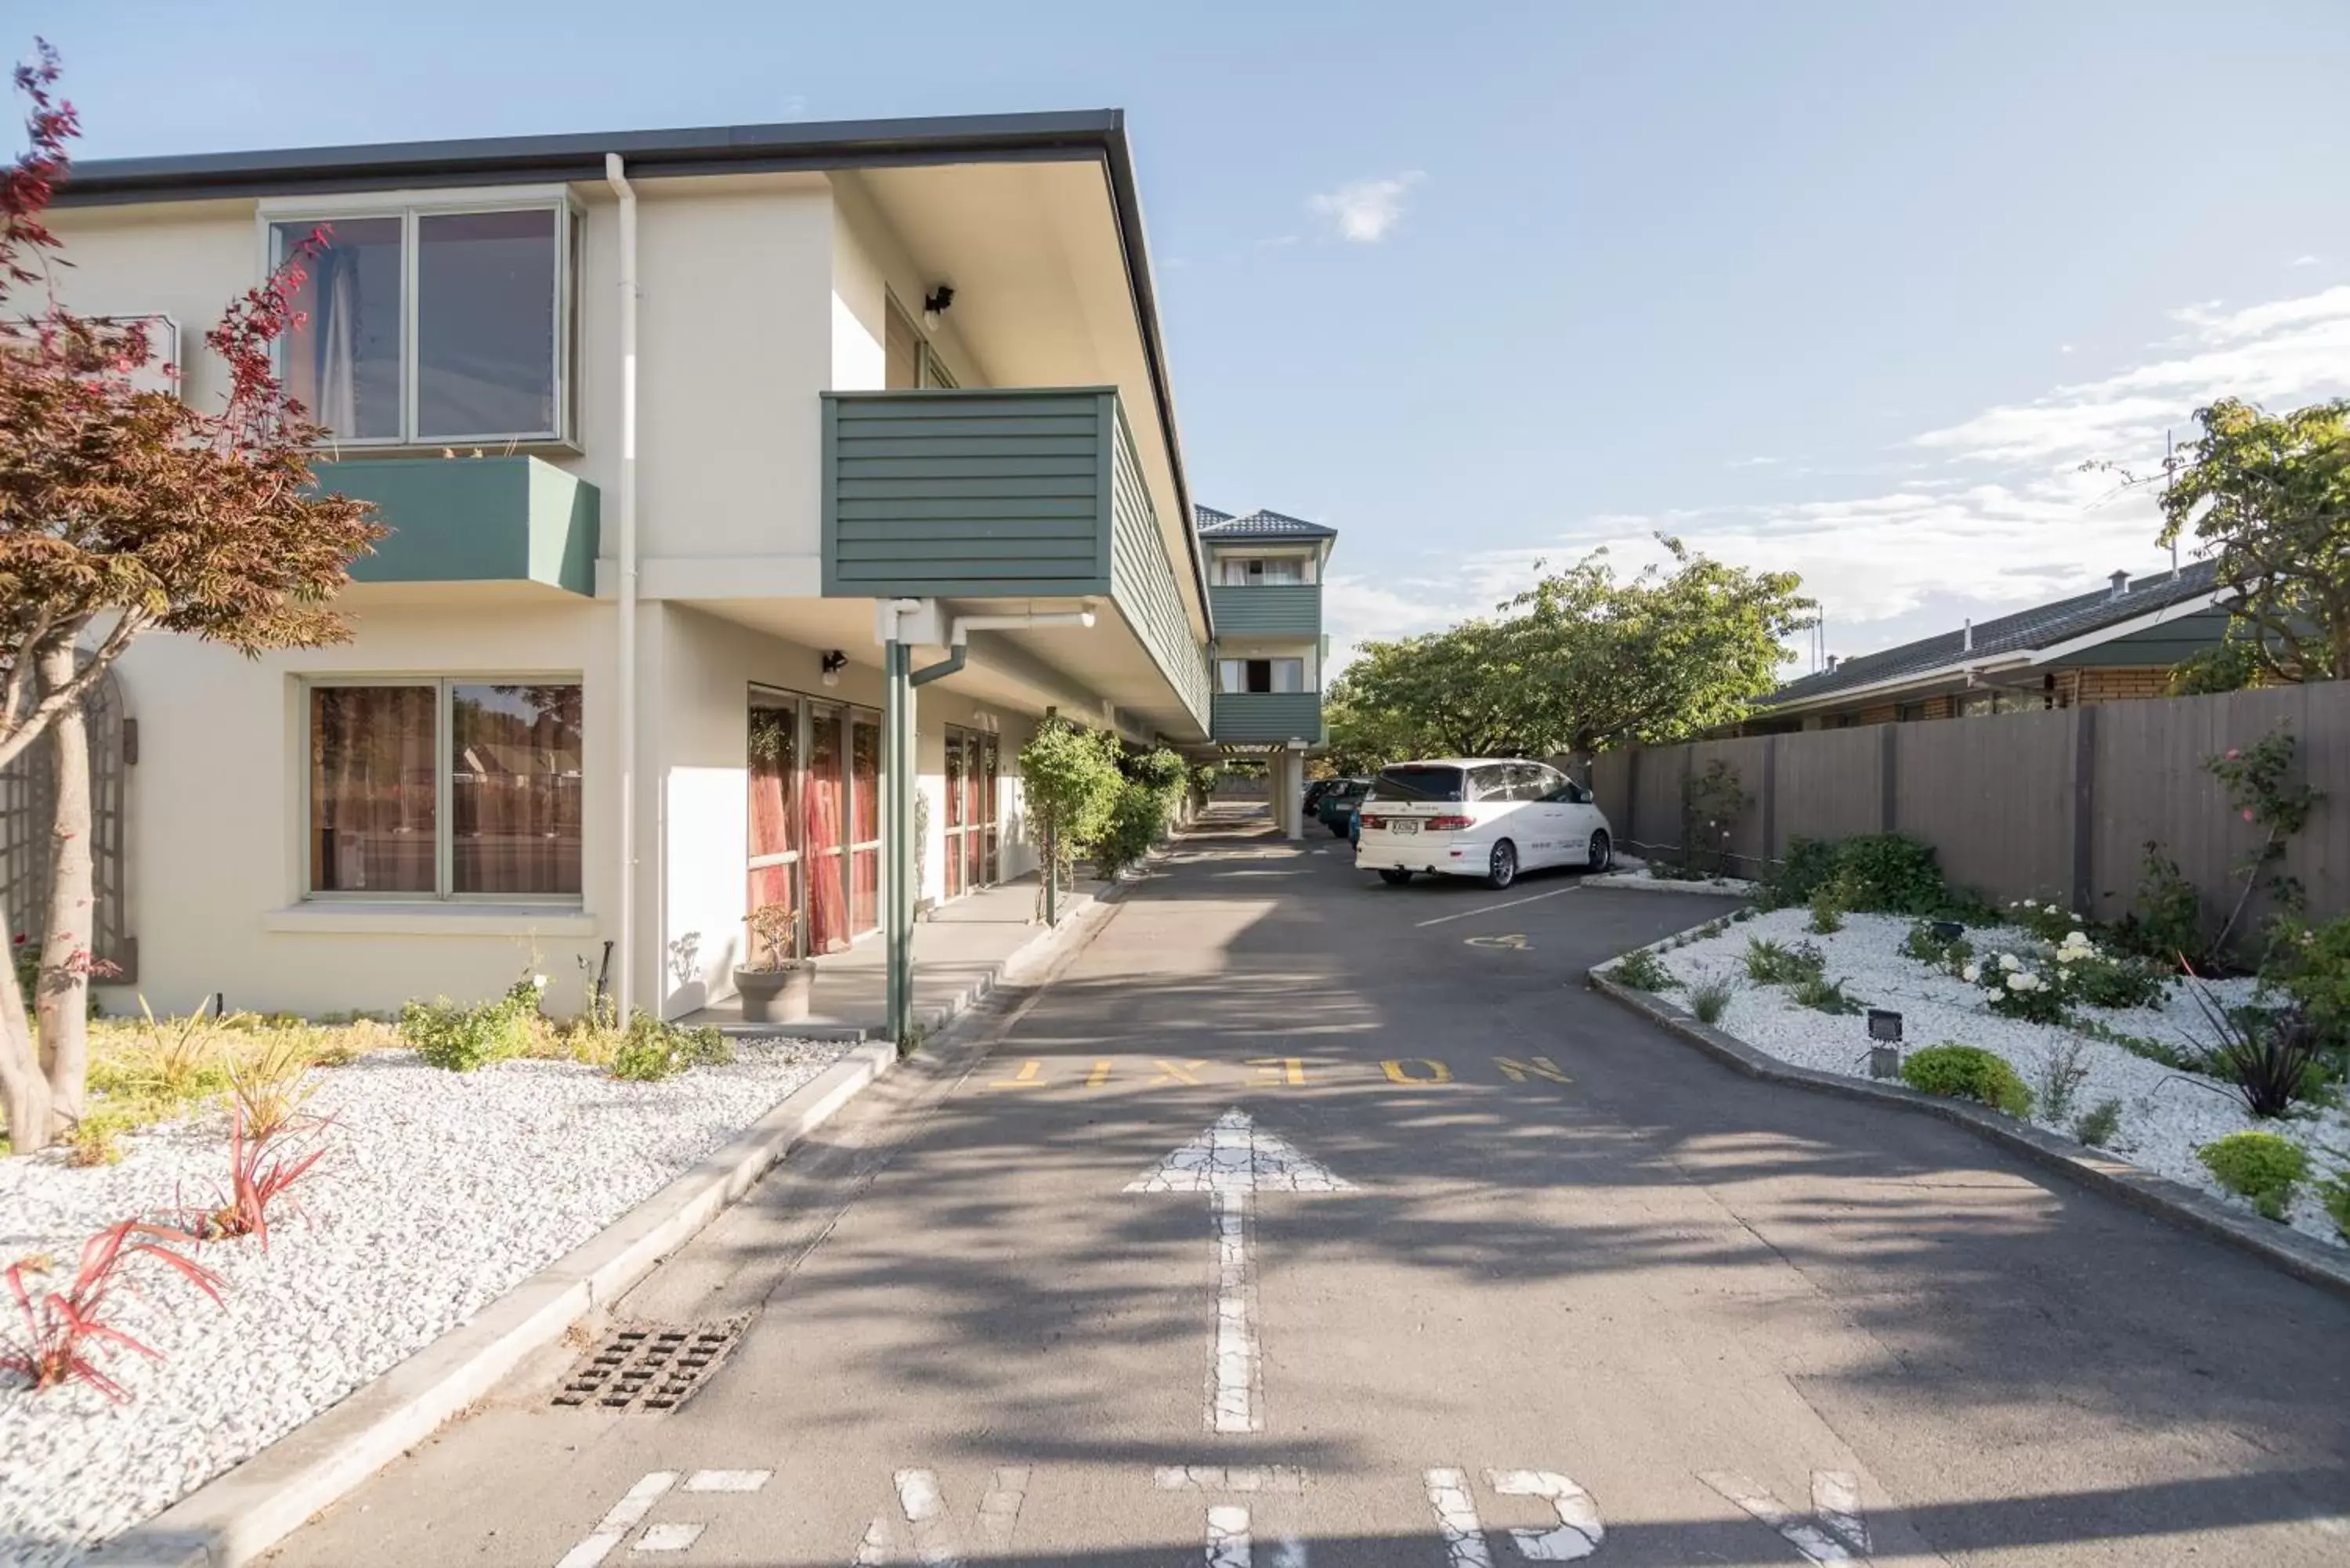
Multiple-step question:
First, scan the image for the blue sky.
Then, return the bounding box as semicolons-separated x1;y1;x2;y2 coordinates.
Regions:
47;1;2350;671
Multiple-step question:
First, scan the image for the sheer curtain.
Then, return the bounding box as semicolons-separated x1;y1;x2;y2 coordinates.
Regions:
309;687;436;893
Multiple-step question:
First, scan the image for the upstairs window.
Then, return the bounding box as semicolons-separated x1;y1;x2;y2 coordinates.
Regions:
1217;658;1307;694
1219;557;1311;587
269;193;576;446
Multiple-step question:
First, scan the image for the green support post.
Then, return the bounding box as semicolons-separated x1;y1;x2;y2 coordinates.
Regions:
884;639;915;1046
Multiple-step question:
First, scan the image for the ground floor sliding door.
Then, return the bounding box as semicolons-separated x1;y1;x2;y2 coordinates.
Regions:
747;687;882;960
942;726;1000;901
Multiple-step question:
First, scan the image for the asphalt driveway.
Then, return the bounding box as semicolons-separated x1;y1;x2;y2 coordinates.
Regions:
265;811;2350;1566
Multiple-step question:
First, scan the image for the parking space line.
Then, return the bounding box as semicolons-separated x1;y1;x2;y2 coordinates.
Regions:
1413;886;1578;927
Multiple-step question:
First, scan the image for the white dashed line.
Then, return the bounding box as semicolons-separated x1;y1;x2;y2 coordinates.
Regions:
1154;1466;1310;1493
1206;1504;1252;1568
632;1521;703;1553
553;1472;676;1568
1413;885;1578;927
682;1469;771;1493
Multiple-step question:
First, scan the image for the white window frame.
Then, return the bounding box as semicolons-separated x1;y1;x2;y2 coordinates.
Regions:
258;185;580;449
300;672;584;905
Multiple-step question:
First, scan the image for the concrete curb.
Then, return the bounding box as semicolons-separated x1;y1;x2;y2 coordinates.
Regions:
1586;966;2350;1303
712;880;1132;1043
89;1039;901;1568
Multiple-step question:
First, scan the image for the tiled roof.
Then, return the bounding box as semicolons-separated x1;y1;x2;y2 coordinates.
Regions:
1763;559;2225;708
1194;504;1235;529
1195;507;1337;540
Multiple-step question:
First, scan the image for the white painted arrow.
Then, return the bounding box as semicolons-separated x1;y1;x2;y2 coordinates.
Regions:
1127;1107;1353;1435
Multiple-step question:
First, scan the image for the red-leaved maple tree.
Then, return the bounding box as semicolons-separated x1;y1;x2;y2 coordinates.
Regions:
0;42;383;1151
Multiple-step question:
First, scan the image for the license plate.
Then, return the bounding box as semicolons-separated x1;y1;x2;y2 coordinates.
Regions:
1390;820;1419;835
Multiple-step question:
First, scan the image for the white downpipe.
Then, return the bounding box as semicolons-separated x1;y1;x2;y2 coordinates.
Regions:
606;154;641;1020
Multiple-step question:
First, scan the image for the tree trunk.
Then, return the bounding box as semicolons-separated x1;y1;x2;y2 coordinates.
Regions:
34;640;93;1132
0;952;52;1152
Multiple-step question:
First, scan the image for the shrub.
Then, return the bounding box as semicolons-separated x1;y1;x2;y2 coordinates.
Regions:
64;1104;136;1167
1093;778;1167;880
1744;938;1826;986
1688;974;1738;1024
2076;1017;2202;1072
608;1014;733;1082
1830;834;1948;916
1806;875;1850;935
1789;974;1863;1015
2110;843;2203;966
2183;980;2330;1118
1902;1043;2033;1116
2264;914;2350;1061
1964;951;2070;1025
2063;948;2167;1011
2315;1165;2350;1241
1678;759;1748;880
1900;919;1972;968
401;974;546;1071
2004;898;2081;944
1610;947;1677;992
2034;1037;2090;1126
2196;1131;2307;1221
1762;837;1840;909
2;1220;224;1400
2072;1097;2124;1149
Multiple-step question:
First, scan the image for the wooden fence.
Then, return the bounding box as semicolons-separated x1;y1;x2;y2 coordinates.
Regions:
1589;682;2350;924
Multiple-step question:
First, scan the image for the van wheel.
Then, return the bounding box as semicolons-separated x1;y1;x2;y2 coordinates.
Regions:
1586;830;1612;873
1379;869;1414;885
1486;840;1518;890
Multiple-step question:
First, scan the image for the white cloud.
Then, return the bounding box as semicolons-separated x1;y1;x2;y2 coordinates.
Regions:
2059;343;2076;355
1308;172;1423;244
1321;284;2350;675
2290;254;2321;267
1728;455;1780;468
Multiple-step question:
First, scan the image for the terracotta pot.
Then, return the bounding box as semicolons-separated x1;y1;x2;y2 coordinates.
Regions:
733;963;812;1025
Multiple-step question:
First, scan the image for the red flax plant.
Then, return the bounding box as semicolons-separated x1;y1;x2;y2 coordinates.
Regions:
193;1105;328;1250
0;41;383;1152
3;1218;223;1399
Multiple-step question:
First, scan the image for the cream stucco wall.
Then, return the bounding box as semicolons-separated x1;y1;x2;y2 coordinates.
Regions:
99;598;616;1019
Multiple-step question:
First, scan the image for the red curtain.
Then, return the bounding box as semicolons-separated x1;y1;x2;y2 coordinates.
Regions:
309;685;436;893
451;684;582;895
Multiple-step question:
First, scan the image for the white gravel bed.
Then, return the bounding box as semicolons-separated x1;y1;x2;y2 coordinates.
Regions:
0;1038;845;1565
1633;909;2348;1248
1585;852;1759;896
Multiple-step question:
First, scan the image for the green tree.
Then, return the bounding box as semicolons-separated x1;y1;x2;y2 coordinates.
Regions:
2158;398;2350;685
0;48;381;1151
1325;538;1813;768
1017;717;1123;908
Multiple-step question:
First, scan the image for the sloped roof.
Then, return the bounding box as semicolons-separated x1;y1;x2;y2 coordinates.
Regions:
1194;504;1235;529
1195;507;1337;541
1763;559;2225;708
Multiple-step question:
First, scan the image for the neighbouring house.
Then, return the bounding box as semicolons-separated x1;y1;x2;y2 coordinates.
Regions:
1743;562;2231;732
1195;507;1336;833
0;110;1332;1024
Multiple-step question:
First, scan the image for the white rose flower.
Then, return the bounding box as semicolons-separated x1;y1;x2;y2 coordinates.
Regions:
2023;899;2038;909
2070;912;2084;923
532;974;549;988
2056;948;2081;964
2008;973;2038;992
1998;953;2021;971
1961;964;1980;983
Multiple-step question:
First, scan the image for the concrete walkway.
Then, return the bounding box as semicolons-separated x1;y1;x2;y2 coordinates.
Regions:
685;869;1116;1039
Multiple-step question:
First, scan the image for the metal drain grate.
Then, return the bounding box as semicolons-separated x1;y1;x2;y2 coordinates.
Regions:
553;1319;748;1411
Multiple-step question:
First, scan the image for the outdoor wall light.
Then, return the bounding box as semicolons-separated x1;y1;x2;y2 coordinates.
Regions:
922;284;955;330
820;649;848;688
1930;919;1965;944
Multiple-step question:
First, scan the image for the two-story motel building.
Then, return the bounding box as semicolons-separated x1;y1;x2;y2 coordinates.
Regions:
27;112;1333;1024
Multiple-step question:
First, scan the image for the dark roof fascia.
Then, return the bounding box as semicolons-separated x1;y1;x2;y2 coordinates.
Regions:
60;107;1216;642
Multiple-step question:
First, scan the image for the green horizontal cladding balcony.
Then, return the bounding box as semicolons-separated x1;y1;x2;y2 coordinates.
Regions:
822;387;1210;731
316;456;600;596
1213;691;1325;746
1208;583;1321;637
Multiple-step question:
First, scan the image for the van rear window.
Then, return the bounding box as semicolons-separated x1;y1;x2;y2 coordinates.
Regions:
1368;766;1465;803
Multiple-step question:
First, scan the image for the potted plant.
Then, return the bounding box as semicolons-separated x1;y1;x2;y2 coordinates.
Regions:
733;901;812;1024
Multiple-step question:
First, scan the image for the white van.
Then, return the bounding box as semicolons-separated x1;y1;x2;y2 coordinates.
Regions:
1354;758;1614;889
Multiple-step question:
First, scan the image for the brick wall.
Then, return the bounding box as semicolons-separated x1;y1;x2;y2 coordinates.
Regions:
2057;666;2173;706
